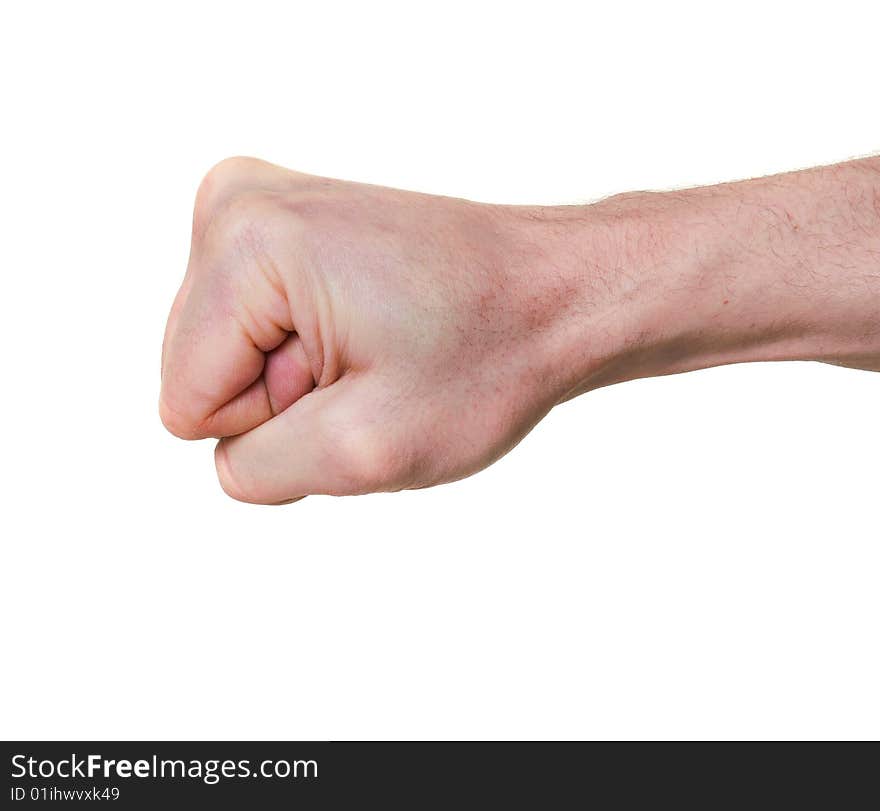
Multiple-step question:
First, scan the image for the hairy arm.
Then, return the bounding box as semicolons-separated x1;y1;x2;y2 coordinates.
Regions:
160;156;880;503
521;156;880;402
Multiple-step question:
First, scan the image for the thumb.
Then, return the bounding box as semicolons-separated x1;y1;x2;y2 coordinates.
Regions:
215;375;409;504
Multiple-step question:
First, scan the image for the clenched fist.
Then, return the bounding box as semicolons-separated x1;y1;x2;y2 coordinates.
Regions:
159;158;606;503
161;157;880;503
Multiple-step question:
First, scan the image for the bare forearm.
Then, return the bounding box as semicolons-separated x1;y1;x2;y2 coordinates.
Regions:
518;157;880;401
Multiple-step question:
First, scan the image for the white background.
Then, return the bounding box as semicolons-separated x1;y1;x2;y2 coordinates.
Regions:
1;1;877;740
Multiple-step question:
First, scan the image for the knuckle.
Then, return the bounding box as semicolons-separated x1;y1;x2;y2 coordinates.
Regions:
192;156;269;245
329;423;408;494
196;156;261;206
158;395;206;441
192;159;316;267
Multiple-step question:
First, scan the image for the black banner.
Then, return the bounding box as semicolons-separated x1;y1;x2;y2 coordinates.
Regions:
0;741;874;807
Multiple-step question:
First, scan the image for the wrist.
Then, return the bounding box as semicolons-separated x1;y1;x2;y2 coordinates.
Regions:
499;196;682;401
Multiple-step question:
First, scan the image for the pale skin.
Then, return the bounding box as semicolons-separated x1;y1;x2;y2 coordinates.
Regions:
160;156;880;504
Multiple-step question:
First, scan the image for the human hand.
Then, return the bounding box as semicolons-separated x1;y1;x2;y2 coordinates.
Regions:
159;158;613;503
